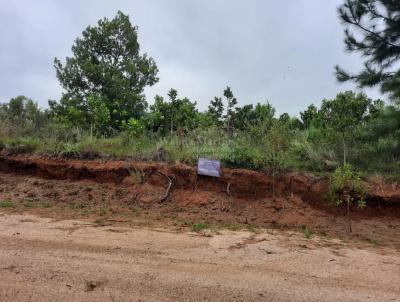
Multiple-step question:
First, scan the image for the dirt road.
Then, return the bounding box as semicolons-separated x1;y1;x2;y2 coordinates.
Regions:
0;213;399;302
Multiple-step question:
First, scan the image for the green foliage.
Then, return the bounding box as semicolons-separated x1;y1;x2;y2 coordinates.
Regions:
330;163;367;232
147;90;198;135
0;200;14;208
87;95;111;134
222;144;265;170
5;137;40;154
223;86;237;131
300;104;318;129
121;118;145;138
208;97;224;126
0;96;48;136
330;164;366;205
303;227;314;239
192;221;209;233
51;11;158;131
335;0;400;100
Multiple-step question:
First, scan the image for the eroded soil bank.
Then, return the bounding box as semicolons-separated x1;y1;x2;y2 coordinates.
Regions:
0;154;400;246
0;154;399;205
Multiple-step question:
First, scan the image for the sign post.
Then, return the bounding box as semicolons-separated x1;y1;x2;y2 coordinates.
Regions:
197;158;221;178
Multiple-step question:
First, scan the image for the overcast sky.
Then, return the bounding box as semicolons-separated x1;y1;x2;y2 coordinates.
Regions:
0;0;382;116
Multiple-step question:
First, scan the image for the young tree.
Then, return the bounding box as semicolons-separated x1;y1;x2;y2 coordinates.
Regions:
167;89;179;134
254;102;276;126
87;95;111;136
147;90;198;136
232;104;256;131
223;86;237;131
319;91;372;165
300;104;318;129
207;97;224;126
330;163;366;232
335;0;400;100
51;11;158;130
146;95;169;135
0;96;47;135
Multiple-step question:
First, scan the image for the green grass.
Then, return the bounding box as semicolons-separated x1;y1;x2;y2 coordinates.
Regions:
192;221;209;233
0;200;14;208
246;224;259;233
303;227;314;239
40;202;52;208
99;207;108;216
23;201;34;208
218;222;241;231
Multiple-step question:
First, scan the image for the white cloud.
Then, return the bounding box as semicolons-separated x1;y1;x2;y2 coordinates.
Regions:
0;0;384;113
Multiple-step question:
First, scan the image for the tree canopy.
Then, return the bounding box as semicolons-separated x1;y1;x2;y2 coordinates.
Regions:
335;0;400;101
50;11;159;131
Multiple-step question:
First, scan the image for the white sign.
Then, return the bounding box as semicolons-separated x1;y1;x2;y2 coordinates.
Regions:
197;158;221;178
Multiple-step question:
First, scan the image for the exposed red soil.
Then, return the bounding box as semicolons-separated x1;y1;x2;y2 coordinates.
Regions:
0;154;400;246
1;154;399;205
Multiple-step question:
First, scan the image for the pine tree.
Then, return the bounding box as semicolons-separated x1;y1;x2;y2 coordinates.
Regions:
223;86;237;131
335;0;400;101
208;97;224;126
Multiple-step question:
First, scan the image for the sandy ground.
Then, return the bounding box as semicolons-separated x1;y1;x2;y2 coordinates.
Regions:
0;213;399;302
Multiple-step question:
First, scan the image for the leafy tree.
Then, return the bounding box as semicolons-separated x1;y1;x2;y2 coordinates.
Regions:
329;163;366;232
167;89;179;134
121;117;145;138
357;104;400;168
335;0;400;100
319;91;372;165
300;104;318;129
146;95;169;134
254;102;276;126
248;114;292;198
278;113;290;124
166;89;198;133
232;104;256;130
263;121;293;199
0;96;47;135
223;86;237;131
51;11;158;130
147;90;198;135
232;102;278;131
207;97;224;126
87;95;111;135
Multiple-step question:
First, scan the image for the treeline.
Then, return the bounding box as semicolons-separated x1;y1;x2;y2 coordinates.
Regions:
1;89;399;176
1;4;399;178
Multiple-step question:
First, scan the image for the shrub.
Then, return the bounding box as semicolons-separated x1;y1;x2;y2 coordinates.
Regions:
0;200;14;208
5;137;40;154
329;163;366;232
192;221;209;233
222;145;264;170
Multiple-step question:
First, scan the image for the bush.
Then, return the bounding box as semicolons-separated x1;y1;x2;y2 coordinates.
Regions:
329;164;366;232
222;145;264;169
192;221;209;233
56;142;82;158
5;137;40;154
